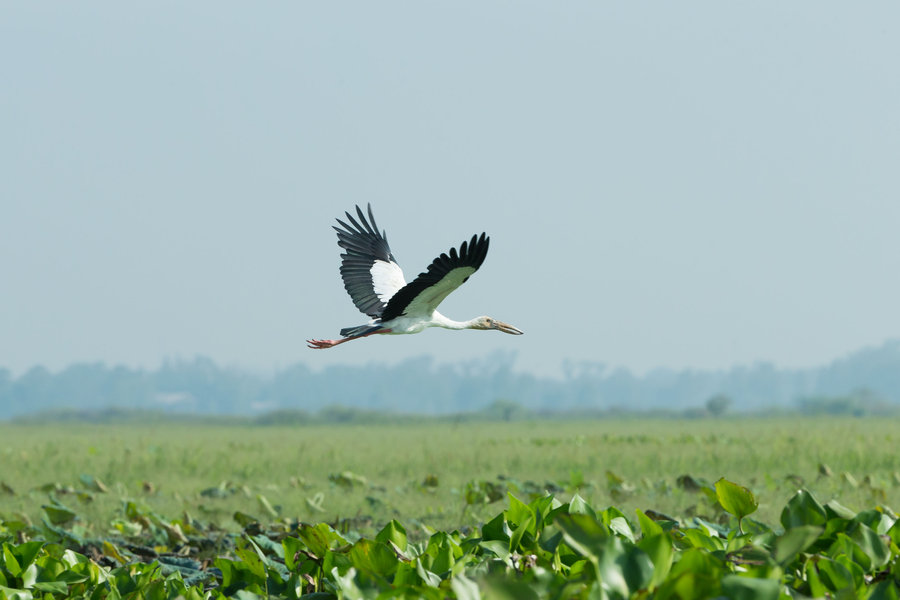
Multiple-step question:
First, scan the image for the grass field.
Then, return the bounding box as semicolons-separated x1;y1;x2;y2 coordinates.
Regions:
3;416;899;537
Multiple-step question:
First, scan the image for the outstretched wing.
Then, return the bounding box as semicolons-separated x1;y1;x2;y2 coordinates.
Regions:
333;204;407;318
381;233;489;321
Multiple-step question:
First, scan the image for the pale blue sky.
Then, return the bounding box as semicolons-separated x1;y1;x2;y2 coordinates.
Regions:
2;2;899;377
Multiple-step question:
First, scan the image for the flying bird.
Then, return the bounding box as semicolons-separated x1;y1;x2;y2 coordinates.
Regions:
307;204;523;349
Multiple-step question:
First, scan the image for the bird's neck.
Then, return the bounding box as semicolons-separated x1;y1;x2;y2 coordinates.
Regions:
431;312;479;330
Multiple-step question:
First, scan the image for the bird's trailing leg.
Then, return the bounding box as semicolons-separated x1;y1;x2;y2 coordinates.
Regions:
306;329;391;349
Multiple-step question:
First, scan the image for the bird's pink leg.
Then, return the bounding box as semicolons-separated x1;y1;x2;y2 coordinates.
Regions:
306;329;391;349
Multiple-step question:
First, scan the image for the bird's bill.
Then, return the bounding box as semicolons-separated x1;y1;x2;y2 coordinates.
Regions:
494;320;524;335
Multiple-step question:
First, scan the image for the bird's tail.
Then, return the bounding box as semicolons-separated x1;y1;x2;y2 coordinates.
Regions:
340;324;383;338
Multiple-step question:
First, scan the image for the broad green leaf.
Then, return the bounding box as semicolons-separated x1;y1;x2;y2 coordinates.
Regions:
635;509;664;538
508;513;534;553
715;479;758;520
481;512;510;542
608;516;635;543
3;544;22;577
848;522;891;568
555;513;609;559
774;525;823;565
602;538;653;597
348;539;398;579
566;494;595;517
869;579;900;600
637;533;673;588
451;574;481;600
720;575;780;600
32;580;69;594
78;474;108;493
0;586;34;600
505;493;534;530
781;489;827;529
375;519;408;552
297;523;346;558
415;559;441;587
42;504;77;526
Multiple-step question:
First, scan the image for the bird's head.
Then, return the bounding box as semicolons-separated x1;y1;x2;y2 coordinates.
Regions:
472;316;524;335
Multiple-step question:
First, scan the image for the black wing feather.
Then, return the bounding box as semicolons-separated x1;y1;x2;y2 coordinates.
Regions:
381;233;490;322
333;204;401;318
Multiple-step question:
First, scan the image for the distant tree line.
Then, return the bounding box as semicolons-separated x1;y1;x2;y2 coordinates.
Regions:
2;341;900;420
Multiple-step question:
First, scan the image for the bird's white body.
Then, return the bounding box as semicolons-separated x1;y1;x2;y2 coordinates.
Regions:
307;204;523;349
374;312;479;335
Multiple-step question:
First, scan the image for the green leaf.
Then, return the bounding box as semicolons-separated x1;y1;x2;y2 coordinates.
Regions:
637;534;674;588
450;574;481;600
848;522;891;568
567;494;596;518
780;489;827;529
556;513;609;563
42;504;77;526
509;513;534;553
635;509;664;538
720;575;780;600
715;479;758;520
347;539;398;579
296;523;346;558
774;525;823;565
0;586;34;600
2;544;22;577
375;519;408;553
32;581;69;594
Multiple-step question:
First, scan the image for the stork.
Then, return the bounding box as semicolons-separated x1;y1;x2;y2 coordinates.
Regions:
307;204;523;349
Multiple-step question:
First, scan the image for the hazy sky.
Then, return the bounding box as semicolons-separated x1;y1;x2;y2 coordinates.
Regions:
3;2;899;378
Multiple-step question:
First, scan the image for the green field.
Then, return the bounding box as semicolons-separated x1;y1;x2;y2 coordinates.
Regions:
3;417;899;535
3;417;900;598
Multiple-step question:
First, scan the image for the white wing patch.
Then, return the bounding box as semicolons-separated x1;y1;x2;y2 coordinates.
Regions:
402;266;477;318
370;260;407;303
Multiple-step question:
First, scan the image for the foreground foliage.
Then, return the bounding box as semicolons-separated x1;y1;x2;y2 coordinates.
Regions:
2;481;899;599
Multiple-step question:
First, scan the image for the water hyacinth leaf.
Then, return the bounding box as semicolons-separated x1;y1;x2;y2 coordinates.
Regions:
451;574;482;600
78;474;108;493
297;523;346;558
415;559;441;588
508;513;534;553
848;522;891;568
505;493;534;531
32;580;69;594
481;512;510;542
3;544;22;577
608;517;635;543
781;489;828;529
555;513;609;559
41;504;77;526
348;539;399;579
481;578;541;600
637;533;674;588
375;519;408;553
635;509;664;538
566;494;595;517
720;575;780;600
773;525;823;565
815;556;856;592
0;586;33;600
869;580;900;600
714;479;758;520
4;541;44;575
603;538;654;596
824;500;856;520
